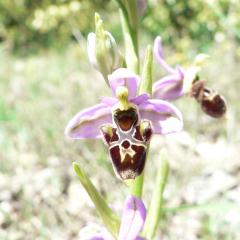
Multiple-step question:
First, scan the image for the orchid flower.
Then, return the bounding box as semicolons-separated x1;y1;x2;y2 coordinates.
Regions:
80;195;146;240
65;68;183;180
152;36;209;101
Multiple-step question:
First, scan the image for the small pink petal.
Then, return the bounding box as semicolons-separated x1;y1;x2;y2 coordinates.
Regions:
101;96;118;107
131;93;149;105
108;68;140;99
153;36;176;74
152;74;184;101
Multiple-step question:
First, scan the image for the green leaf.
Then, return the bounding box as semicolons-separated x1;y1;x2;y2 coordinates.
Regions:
73;162;120;237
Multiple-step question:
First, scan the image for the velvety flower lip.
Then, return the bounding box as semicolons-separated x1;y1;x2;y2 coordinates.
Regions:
87;195;146;240
152;36;185;101
65;67;183;140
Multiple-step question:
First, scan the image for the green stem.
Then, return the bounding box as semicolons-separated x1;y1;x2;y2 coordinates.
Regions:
130;172;144;198
142;150;169;239
117;0;139;73
123;0;139;55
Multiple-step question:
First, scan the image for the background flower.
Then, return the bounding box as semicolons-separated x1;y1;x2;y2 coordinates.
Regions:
83;195;146;240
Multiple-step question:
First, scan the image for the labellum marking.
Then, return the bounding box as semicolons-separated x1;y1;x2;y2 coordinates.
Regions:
101;106;152;180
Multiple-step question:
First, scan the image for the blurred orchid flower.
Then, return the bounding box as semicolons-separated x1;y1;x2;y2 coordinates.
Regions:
153;36;209;101
65;68;183;179
81;195;146;240
152;36;185;101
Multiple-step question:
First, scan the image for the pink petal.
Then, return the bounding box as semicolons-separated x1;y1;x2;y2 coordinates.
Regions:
152;74;184;101
101;96;118;107
65;103;112;139
131;93;149;105
118;195;146;240
88;236;112;240
139;99;183;134
153;36;176;74
108;68;140;99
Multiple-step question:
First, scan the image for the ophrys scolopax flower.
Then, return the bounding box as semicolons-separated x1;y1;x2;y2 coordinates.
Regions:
65;68;183;180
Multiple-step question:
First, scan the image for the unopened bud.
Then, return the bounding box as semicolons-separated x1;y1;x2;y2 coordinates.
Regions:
87;13;121;83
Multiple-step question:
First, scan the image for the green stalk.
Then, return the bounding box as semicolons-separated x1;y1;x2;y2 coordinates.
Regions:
116;0;139;73
123;0;139;54
142;150;169;239
130;173;144;198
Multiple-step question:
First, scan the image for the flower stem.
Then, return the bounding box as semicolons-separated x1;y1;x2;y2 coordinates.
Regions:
142;150;169;239
130;173;144;198
117;0;139;74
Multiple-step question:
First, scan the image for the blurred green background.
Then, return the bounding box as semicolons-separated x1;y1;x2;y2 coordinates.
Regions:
0;0;240;239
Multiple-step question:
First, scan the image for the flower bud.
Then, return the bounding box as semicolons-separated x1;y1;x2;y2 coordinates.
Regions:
87;13;121;83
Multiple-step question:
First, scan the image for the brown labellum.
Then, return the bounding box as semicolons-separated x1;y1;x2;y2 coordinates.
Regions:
101;106;152;180
200;88;227;118
190;79;227;118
